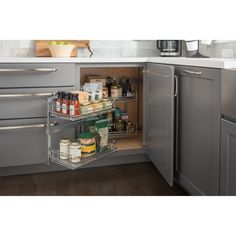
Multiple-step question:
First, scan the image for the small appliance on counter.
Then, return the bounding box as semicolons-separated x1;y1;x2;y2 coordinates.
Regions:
185;40;211;58
157;40;182;57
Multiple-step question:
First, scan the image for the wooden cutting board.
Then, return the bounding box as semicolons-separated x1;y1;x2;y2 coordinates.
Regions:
36;40;90;57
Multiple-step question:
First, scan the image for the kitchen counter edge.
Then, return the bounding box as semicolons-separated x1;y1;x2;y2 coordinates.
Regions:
0;57;236;69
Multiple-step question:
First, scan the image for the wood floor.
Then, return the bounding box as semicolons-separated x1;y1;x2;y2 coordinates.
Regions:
0;162;187;196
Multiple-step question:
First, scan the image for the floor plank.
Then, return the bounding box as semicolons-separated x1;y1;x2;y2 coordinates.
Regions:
0;162;187;196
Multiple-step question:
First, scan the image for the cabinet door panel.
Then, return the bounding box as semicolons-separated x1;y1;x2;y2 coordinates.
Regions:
146;63;175;186
220;119;236;195
176;66;220;195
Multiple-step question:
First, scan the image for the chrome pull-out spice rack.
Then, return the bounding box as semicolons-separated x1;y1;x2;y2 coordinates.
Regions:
46;96;117;170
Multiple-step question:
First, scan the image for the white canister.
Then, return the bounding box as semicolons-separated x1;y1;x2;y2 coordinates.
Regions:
60;138;70;160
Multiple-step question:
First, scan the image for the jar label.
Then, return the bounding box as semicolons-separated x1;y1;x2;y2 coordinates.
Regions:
70;147;81;159
56;101;61;112
69;105;75;116
62;104;67;114
81;144;96;153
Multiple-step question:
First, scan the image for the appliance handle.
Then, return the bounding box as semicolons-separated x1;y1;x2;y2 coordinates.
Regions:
0;68;58;73
0;92;56;98
174;75;178;97
183;69;202;76
0;122;58;131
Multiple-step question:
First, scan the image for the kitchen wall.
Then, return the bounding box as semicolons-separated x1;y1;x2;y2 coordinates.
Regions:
1;40;236;58
182;40;236;58
0;40;160;57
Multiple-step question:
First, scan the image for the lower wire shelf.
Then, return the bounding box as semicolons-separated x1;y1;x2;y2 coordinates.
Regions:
50;146;117;170
109;130;138;138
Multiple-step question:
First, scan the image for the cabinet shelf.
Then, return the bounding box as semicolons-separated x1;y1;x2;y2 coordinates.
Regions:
50;146;117;170
49;97;114;122
109;130;138;138
111;96;138;102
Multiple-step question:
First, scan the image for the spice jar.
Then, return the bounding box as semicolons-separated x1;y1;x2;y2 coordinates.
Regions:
126;121;134;132
116;119;124;132
102;86;109;99
69;94;80;116
62;92;70;115
60;138;70;160
69;140;81;163
79;132;96;158
56;91;63;113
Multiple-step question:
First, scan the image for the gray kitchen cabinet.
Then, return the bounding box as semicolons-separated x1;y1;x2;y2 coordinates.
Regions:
0;118;48;167
0;63;76;88
146;63;176;186
220;120;236;195
0;63;76;168
175;66;221;195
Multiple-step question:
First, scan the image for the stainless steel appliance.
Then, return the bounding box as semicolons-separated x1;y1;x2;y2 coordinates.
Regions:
157;40;181;57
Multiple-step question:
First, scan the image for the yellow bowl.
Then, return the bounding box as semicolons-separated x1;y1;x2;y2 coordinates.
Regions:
48;44;75;57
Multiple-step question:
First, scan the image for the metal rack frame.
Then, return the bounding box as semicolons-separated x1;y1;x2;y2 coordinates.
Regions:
46;96;117;169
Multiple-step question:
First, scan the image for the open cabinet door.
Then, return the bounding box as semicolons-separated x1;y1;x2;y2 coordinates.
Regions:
145;63;175;186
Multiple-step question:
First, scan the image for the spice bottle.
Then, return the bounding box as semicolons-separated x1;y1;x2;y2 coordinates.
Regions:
106;77;113;97
125;79;133;97
69;94;80;116
56;92;63;113
111;79;120;98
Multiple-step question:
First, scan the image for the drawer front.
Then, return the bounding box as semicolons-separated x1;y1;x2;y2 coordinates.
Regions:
0;63;76;88
176;65;220;80
0;118;48;167
0;87;74;119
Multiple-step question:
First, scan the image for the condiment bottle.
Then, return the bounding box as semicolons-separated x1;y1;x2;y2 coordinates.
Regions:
70;94;80;116
56;91;63;113
62;92;70;115
106;77;113;97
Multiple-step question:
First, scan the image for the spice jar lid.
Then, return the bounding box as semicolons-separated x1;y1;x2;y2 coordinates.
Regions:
60;138;70;143
70;139;80;145
79;132;95;139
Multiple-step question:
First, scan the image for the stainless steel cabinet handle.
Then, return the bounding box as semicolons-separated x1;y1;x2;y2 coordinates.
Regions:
143;69;171;78
0;92;56;98
183;69;202;75
0;122;57;131
0;68;57;72
174;75;178;97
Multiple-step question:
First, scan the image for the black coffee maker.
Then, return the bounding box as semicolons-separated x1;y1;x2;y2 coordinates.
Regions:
157;40;182;57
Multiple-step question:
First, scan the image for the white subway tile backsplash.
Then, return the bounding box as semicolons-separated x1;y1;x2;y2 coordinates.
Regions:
0;48;11;57
19;40;35;48
0;40;236;58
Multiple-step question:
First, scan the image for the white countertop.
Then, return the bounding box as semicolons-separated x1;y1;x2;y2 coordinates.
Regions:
0;57;236;69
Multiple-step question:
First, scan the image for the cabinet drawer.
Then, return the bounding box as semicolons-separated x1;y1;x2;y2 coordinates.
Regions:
0;87;74;119
0;118;48;167
176;66;220;80
0;63;76;88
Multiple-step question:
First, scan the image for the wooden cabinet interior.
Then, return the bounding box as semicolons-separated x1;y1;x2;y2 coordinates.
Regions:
80;67;144;151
